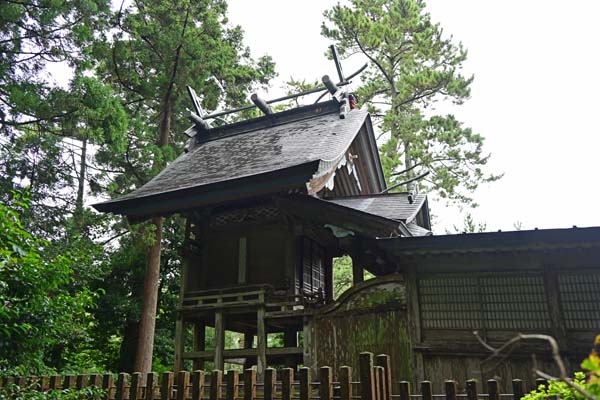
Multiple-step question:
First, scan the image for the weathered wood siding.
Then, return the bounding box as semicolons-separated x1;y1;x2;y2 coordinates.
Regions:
307;276;414;383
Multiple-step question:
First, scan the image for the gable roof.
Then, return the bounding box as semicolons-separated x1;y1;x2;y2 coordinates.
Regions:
326;192;428;224
93;101;385;218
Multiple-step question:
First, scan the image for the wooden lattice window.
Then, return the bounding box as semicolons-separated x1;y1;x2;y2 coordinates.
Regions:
299;237;325;294
419;273;551;330
558;271;600;330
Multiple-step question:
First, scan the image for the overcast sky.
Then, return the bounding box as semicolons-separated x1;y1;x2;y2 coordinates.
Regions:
227;0;600;233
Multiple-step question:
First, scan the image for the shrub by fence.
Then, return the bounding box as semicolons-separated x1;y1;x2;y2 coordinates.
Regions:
0;352;548;400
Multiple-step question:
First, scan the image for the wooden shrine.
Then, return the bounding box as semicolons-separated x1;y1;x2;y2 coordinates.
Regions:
94;49;600;388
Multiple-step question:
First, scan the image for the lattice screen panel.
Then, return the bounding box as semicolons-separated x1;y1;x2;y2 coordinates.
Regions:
419;273;550;330
558;271;600;330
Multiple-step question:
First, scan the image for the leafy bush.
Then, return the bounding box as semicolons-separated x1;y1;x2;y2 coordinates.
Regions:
0;193;97;372
0;383;105;400
524;336;600;400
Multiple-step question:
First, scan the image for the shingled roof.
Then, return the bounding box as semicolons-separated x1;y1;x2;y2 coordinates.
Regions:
326;192;428;223
93;101;383;218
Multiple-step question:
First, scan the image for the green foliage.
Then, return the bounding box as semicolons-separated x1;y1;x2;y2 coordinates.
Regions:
333;256;354;299
524;337;600;400
322;0;501;205
0;193;96;372
0;384;105;400
333;256;375;299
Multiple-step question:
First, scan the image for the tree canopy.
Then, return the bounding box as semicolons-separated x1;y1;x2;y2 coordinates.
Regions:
322;0;501;204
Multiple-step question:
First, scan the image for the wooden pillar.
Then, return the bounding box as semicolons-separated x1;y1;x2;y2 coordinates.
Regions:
406;267;424;384
193;322;206;371
302;317;315;369
284;327;298;369
543;267;568;350
214;311;225;371
324;255;334;303
257;304;267;378
352;259;363;284
174;315;185;372
243;331;254;370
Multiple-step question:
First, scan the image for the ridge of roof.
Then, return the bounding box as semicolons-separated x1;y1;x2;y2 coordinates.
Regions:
194;100;340;144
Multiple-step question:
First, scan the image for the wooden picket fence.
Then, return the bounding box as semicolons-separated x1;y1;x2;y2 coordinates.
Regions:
0;352;545;400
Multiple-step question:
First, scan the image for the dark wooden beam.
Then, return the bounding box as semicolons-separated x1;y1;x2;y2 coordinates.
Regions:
214;311;225;370
251;94;273;115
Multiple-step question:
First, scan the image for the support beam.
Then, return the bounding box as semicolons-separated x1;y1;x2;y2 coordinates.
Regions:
283;328;298;369
214;312;225;371
352;259;364;284
256;305;267;378
193;322;206;371
174;316;185;372
244;331;254;370
324;255;334;302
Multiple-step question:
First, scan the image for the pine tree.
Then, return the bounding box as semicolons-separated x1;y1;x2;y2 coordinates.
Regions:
322;0;501;204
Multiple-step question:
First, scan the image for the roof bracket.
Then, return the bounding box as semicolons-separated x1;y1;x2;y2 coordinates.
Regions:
322;75;350;119
186;111;211;132
251;93;273;115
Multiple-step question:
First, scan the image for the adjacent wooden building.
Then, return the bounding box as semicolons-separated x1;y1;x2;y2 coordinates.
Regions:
94;95;600;390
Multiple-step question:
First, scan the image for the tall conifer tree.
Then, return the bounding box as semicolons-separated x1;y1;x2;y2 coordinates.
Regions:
322;0;501;204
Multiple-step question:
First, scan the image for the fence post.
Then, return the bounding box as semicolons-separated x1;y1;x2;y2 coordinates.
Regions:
226;371;238;400
512;379;524;400
177;371;190;400
77;375;89;390
320;367;333;400
299;367;311;400
191;371;205;400
359;352;375;400
264;368;276;400
399;382;410;400
535;379;547;391
162;372;175;400
374;367;384;400
115;373;129;400
144;373;157;400
102;374;114;400
421;381;432;400
28;376;40;391
445;380;457;400
281;368;294;400
487;380;499;400
210;370;223;400
243;369;256;400
64;375;76;390
90;374;102;389
376;355;392;400
40;376;50;391
466;380;478;400
130;373;142;400
339;366;352;400
49;376;61;390
16;376;27;388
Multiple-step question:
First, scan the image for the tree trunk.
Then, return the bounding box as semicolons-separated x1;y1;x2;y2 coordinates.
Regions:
134;215;163;373
134;105;171;373
74;137;87;231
